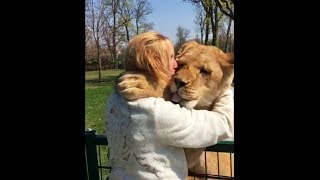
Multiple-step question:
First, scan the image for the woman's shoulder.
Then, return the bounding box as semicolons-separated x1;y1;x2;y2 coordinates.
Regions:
108;93;178;111
108;93;163;103
129;97;167;107
107;93;123;104
129;97;183;112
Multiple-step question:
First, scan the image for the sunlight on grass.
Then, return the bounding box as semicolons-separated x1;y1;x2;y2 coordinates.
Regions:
86;69;124;80
85;69;124;178
85;69;123;134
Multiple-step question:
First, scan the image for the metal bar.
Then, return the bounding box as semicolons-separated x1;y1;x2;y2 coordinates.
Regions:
230;152;233;177
94;135;108;145
97;165;112;169
188;173;234;179
217;152;220;177
85;150;88;180
85;130;99;180
206;143;234;153
98;145;102;180
86;132;234;179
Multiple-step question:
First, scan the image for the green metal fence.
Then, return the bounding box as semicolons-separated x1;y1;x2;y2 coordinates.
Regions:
85;129;234;180
188;140;234;179
85;130;111;180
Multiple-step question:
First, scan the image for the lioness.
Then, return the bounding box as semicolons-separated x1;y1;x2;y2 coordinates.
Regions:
118;41;234;179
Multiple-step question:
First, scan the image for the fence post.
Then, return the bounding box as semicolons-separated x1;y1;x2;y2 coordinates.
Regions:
85;129;99;180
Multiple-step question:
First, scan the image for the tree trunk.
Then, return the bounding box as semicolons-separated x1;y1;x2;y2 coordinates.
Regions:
204;15;210;45
200;31;204;44
112;0;118;69
113;42;117;69
98;57;102;83
97;45;102;83
125;25;130;43
210;5;216;46
211;5;219;46
136;18;139;35
225;16;232;52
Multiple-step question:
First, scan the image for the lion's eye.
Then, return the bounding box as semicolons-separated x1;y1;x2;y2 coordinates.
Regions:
200;68;210;75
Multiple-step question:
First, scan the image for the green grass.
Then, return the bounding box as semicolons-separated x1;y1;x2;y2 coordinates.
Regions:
85;69;124;135
85;69;125;179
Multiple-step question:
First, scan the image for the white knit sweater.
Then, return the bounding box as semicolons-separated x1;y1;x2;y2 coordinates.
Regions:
105;88;233;180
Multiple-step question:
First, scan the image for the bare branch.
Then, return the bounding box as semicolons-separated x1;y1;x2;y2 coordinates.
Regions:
214;0;234;20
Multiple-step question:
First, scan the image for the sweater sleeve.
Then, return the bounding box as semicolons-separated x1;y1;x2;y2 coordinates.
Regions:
154;89;233;148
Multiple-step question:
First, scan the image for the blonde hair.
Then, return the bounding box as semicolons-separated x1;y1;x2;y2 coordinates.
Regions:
125;31;172;88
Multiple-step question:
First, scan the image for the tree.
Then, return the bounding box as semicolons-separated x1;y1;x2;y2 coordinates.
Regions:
216;14;233;52
224;15;233;52
85;0;106;83
104;0;128;69
175;26;191;52
184;0;211;45
118;0;134;43
194;3;206;44
138;21;154;33
133;0;153;35
85;26;97;66
198;0;223;46
185;0;233;46
214;0;234;20
86;0;154;70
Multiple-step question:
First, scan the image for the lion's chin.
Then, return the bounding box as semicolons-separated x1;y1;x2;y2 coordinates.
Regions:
170;81;199;109
171;92;199;109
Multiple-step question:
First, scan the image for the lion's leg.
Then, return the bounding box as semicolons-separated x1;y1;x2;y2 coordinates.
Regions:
206;152;234;178
187;151;234;179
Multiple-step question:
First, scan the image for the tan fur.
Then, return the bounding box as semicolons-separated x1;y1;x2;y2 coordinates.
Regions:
117;41;234;179
117;71;173;101
174;42;234;179
174;41;234;110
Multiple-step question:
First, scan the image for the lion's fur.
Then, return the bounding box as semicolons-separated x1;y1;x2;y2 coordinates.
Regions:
117;41;234;179
173;41;234;179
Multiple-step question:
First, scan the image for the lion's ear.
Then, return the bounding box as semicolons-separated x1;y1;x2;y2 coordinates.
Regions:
220;53;234;88
178;41;198;53
220;52;234;77
222;52;234;64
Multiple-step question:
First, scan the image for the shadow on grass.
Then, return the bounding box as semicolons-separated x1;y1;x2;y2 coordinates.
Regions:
86;75;118;86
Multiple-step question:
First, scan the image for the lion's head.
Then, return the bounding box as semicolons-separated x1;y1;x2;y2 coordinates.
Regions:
171;41;234;110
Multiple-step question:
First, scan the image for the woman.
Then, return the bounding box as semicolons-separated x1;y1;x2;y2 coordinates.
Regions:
105;31;233;179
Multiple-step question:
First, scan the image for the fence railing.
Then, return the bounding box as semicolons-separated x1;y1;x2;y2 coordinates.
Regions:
85;129;234;180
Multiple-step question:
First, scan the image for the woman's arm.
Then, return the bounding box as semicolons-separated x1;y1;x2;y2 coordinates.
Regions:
137;89;233;148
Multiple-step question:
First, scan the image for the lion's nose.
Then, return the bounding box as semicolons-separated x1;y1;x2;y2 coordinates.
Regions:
175;79;187;88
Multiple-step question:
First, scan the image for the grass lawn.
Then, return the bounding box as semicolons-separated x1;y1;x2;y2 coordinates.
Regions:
85;69;124;179
85;69;124;135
